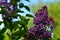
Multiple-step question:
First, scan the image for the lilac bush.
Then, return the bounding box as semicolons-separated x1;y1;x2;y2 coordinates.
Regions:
0;0;31;40
25;6;55;40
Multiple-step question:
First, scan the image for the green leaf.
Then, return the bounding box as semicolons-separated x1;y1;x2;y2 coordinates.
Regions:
3;20;10;28
6;33;10;37
0;21;3;25
16;9;24;13
26;19;30;24
57;38;60;40
12;14;19;18
0;6;6;14
18;0;20;2
19;15;26;20
13;29;26;36
19;3;24;8
12;22;18;31
20;20;28;32
0;35;4;40
11;0;17;5
12;29;24;37
0;27;6;34
20;20;26;27
26;19;30;22
26;0;30;2
24;6;30;11
26;14;34;17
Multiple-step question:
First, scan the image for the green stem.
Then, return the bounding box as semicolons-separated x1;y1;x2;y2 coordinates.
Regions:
10;30;13;40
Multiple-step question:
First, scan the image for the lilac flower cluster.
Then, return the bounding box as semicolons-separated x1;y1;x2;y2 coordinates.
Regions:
25;6;55;40
0;0;12;21
0;0;18;22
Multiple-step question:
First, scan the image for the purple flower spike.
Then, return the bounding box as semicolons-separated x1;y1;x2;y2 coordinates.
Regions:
25;6;55;40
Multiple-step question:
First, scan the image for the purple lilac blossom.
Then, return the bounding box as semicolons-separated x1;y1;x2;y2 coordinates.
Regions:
0;0;7;3
25;5;55;40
